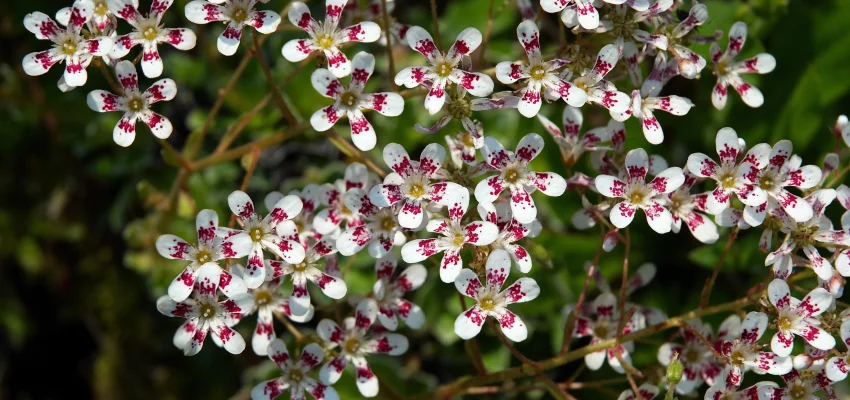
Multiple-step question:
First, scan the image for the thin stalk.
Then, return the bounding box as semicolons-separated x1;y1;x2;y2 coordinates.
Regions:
252;30;298;126
700;227;738;308
380;0;397;92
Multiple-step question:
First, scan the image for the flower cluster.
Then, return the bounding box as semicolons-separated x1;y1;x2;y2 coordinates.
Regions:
24;0;850;399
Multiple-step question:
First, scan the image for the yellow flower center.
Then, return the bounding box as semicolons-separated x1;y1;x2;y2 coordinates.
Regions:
344;337;360;353
789;384;806;400
287;368;304;383
341;91;358;107
293;262;309;273
231;8;247;23
61;40;78;56
435;61;453;78
504;167;522;184
196;250;212;264
254;290;272;306
593;323;610;339
408;183;425;199
200;303;216;319
250;227;264;242
479;293;497;311
143;26;159;41
720;173;736;189
317;34;334;49
530;65;546;81
380;216;395;232
94;0;108;16
127;96;145;112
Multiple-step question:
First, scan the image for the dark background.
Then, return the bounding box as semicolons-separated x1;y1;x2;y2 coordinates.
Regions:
2;0;850;398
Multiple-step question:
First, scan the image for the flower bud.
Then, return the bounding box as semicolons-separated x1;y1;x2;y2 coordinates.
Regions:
603;230;619;252
666;356;684;385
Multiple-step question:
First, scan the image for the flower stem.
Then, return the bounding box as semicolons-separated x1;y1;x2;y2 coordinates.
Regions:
380;0;397;92
252;30;298;127
700;227;738;308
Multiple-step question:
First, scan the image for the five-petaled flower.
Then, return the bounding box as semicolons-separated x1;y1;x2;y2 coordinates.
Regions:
156;263;254;356
402;187;498;282
230;264;313;356
718;311;792;387
86;60;177;146
282;0;381;77
372;254;427;331
156;209;250;301
185;0;281;56
221;190;306;289
317;299;409;397
314;162;371;235
595;148;685;233
266;237;347;317
474;133;568;224
765;189;850;280
477;201;538;273
558;44;630;114
657;317;739;394
566;292;645;373
251;339;339;400
336;188;407;258
710;22;776;109
453;249;540;342
686;127;771;215
108;0;197;78
369;143;467;229
495;20;585;117
23;0;114;88
309;51;404;151
740;140;822;226
540;0;650;30
665;170;720;244
537;105;613;168
395;26;494;115
766;279;835;358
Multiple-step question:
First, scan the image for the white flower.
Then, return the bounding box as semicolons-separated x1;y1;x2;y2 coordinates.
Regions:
282;0;380;77
155;209;250;301
594;148;685;233
402;186;498;282
710;22;776;109
185;0;280;56
453;250;540;342
395;26;494;114
309;52;404;151
86;61;176;146
369;143;467;229
317;299;408;397
766;279;835;358
156;263;254;356
474;133;568;224
108;0;197;77
23;0;114;88
495;20;586;117
251;340;339;400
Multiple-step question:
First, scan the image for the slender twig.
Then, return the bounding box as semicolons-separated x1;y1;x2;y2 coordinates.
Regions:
214;93;272;155
700;227;738;308
477;0;496;66
826;163;850;188
157;139;193;171
617;228;631;334
227;146;260;229
192;123;311;169
379;0;397;92
459;293;488;375
275;313;304;342
326;129;386;175
681;323;727;363
98;62;123;95
617;357;642;400
487;320;570;400
418;277;801;400
561;241;602;353
429;0;442;48
252;30;298;126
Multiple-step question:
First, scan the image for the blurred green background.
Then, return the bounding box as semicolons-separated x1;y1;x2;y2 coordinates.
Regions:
2;0;850;398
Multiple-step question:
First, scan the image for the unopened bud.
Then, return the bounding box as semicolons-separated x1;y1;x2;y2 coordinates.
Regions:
666;356;684;384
